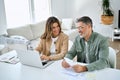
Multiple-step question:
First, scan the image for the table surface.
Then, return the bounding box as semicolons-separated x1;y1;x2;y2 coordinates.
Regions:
0;59;120;80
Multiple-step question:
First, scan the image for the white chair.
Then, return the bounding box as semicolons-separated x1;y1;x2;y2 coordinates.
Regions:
108;47;116;68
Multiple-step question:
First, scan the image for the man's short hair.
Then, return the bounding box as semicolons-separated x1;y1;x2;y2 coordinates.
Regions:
76;16;93;27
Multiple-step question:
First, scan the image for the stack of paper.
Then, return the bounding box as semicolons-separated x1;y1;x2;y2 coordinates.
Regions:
61;58;96;80
62;58;82;76
0;50;19;64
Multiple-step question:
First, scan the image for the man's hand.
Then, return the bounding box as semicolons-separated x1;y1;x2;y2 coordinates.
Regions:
72;64;87;73
61;59;71;68
40;55;50;61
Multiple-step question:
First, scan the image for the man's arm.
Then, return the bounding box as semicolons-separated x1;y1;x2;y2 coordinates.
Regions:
86;38;109;71
65;38;77;60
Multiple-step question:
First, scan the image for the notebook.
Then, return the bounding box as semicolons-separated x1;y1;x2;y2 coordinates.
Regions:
17;50;54;69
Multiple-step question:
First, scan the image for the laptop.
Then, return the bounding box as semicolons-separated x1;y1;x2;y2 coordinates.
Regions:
17;50;54;69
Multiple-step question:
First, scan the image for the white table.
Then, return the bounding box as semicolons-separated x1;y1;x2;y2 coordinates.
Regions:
0;60;120;80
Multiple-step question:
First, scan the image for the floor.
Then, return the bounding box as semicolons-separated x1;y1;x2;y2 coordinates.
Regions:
109;39;120;69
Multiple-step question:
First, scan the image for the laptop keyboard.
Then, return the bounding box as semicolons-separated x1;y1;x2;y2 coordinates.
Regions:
42;61;47;65
41;60;49;65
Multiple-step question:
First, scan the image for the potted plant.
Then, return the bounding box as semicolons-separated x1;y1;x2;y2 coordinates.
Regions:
101;0;114;25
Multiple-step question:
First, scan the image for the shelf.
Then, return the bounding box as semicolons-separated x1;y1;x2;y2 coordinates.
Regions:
113;29;120;40
114;29;120;34
113;36;120;39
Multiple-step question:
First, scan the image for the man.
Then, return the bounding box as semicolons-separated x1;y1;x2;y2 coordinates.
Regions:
62;16;110;73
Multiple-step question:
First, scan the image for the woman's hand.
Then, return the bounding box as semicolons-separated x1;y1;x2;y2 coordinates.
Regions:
61;59;71;68
40;55;50;61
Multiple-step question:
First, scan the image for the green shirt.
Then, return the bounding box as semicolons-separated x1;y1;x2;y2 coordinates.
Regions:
66;32;110;71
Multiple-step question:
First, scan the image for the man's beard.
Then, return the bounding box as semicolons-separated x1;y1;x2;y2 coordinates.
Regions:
79;32;87;38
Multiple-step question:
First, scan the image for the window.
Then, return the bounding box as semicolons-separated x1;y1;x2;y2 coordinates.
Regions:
4;0;30;28
4;0;51;28
34;0;51;22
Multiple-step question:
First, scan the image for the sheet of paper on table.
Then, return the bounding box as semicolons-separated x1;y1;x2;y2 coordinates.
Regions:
0;50;19;64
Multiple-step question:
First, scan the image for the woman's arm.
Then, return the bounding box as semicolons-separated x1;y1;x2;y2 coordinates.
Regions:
35;39;43;53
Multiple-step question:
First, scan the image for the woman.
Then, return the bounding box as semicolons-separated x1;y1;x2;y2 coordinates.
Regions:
36;16;69;61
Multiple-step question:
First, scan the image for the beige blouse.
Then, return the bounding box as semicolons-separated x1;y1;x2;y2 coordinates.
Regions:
35;32;69;60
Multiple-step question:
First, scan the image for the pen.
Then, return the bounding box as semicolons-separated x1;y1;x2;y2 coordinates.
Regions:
9;56;15;60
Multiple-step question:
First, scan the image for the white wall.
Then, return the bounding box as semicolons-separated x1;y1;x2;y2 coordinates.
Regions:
51;0;120;28
51;0;66;18
0;0;7;35
112;0;120;28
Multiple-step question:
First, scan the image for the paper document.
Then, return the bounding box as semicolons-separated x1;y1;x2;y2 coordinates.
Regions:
64;58;87;66
64;58;77;66
62;58;87;76
0;50;19;64
62;67;79;76
62;58;96;80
